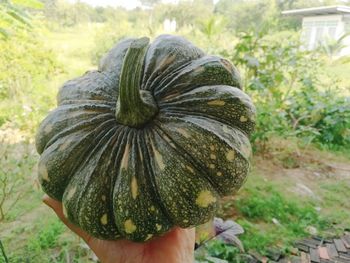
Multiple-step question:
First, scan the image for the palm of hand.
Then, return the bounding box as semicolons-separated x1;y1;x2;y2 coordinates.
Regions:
43;195;195;263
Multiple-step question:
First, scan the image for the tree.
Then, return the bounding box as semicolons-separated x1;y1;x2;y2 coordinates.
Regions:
0;0;43;39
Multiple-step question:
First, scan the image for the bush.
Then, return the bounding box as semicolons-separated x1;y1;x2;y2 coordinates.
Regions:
0;31;60;99
221;31;350;151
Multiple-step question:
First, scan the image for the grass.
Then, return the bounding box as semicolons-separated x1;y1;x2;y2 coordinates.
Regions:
235;181;329;253
208;139;350;261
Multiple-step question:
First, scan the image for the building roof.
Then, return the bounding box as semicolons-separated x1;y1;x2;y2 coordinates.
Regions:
282;5;350;16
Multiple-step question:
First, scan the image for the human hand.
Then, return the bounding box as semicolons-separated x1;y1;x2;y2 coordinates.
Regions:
43;195;195;263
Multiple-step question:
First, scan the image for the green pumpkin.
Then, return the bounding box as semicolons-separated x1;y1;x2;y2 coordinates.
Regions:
36;35;255;242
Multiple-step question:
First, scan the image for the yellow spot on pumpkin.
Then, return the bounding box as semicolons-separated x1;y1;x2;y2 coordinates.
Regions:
145;234;153;241
217;171;222;176
156;224;162;231
66;187;76;199
186;165;194;173
210;145;215;151
240;115;248;122
59;139;71;151
102;195;106;201
121;144;130;170
209;164;215;169
194;66;205;74
195;191;216;208
159;55;176;69
223;125;230;133
210;154;216;160
226;150;235;161
153;148;165;170
131;176;138;199
207;100;225;106
139;147;144;162
39;163;50;182
124;219;137;234
176;128;190;138
100;214;108;225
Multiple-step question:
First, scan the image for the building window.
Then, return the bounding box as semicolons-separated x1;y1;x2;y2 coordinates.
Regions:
302;19;339;50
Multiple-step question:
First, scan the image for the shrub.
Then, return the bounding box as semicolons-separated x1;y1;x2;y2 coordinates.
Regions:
221;31;349;151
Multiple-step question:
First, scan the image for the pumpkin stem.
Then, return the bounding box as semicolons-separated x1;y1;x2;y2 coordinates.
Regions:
115;37;158;128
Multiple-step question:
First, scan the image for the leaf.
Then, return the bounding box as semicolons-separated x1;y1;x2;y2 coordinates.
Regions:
213;218;245;251
213;217;244;236
6;10;32;27
219;232;245;252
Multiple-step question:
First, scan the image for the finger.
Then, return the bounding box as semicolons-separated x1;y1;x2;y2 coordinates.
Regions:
42;194;92;244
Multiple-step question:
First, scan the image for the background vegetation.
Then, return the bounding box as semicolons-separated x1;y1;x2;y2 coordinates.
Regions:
0;0;349;262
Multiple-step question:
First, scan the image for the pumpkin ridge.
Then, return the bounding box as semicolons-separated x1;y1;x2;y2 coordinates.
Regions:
37;102;115;152
154;56;241;99
143;59;192;93
147;126;219;227
154;115;251;195
180;116;252;161
41;125;116;199
157;85;248;105
81;126;126;238
142;35;204;90
159;109;253;138
142;129;175;226
57;71;116;104
43;116;115;153
108;128;131;235
152;123;223;196
65;126;119;225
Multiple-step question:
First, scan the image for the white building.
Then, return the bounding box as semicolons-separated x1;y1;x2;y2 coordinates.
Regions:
282;6;350;56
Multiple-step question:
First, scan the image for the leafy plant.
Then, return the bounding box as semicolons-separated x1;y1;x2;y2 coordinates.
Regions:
195;218;246;263
0;0;43;39
221;30;349;151
319;33;350;60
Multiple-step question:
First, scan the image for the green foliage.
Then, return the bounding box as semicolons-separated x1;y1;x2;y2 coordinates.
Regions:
319;33;350;59
235;184;330;253
287;82;350;147
220;30;350;151
26;218;65;252
0;1;62;133
196;240;243;263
